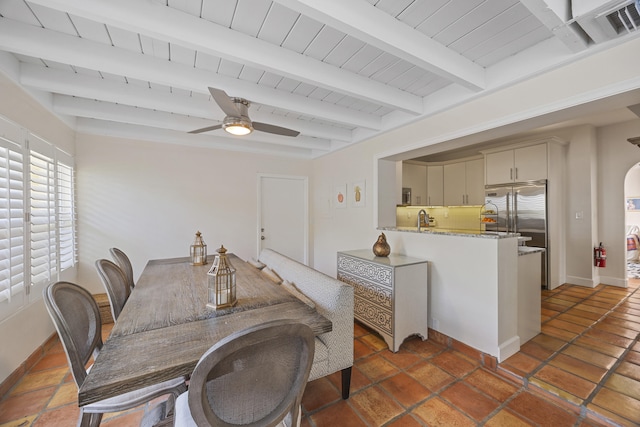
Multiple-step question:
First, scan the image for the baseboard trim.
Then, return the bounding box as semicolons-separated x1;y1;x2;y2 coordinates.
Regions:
0;332;58;398
565;275;598;288
427;328;498;370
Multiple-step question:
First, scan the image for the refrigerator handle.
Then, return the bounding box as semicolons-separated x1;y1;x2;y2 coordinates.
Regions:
506;192;511;232
513;190;518;234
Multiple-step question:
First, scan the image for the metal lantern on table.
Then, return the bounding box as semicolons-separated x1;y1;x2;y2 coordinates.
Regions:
190;231;208;265
206;245;237;309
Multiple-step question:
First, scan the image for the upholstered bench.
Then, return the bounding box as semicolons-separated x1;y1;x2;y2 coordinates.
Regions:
256;248;354;399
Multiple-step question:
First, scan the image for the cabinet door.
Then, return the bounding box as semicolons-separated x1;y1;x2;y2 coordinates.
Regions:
465;159;485;205
426;165;443;206
402;163;427;205
443;162;465;206
514;144;547;182
485;150;514;185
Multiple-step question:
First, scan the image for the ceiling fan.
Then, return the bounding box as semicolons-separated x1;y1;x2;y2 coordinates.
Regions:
189;87;300;137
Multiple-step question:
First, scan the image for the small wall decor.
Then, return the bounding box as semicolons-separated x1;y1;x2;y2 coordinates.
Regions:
628;198;640;211
334;184;347;208
351;180;366;207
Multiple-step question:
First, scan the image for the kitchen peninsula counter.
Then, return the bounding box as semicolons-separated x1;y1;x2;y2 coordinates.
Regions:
378;226;523;362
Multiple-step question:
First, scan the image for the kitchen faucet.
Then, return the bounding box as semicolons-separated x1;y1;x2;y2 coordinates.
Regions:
417;209;428;231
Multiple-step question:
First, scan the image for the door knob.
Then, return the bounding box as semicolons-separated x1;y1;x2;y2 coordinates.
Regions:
261;236;265;240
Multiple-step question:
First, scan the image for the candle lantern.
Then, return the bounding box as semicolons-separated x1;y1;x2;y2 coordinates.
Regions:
206;245;237;309
190;231;207;265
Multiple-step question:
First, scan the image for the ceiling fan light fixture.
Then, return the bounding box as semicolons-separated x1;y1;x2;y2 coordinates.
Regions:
188;88;298;136
224;123;252;136
222;116;253;136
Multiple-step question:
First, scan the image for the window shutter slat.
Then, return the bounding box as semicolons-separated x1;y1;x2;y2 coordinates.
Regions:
29;150;56;288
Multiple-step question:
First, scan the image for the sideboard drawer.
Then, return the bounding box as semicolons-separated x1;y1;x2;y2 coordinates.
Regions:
337;271;392;311
337;254;392;288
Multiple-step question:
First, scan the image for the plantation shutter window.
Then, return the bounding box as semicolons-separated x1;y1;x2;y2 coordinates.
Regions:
0;115;77;323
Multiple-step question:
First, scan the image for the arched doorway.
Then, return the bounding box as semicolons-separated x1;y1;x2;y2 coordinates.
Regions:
624;163;640;280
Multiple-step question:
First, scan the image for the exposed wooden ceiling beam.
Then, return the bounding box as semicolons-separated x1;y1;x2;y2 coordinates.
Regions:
76;118;321;158
0;18;381;130
26;0;424;114
271;0;486;91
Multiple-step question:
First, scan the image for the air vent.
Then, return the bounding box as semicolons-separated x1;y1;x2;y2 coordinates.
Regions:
573;0;640;43
606;2;640;34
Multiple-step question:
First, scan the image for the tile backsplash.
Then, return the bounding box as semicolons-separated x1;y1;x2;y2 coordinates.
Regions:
396;205;485;231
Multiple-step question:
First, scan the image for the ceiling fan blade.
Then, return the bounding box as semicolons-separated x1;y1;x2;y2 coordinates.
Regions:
208;87;240;117
188;124;223;134
253;122;300;137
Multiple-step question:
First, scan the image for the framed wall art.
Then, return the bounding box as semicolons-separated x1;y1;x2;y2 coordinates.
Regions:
351;180;366;207
334;184;347;208
627;198;640;211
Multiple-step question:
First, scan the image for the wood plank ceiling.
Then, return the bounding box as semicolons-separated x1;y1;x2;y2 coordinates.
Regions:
0;0;635;158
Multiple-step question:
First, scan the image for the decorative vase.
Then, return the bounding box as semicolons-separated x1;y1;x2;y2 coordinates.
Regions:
372;232;391;257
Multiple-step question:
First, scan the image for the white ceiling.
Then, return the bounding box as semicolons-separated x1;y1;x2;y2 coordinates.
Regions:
0;0;639;158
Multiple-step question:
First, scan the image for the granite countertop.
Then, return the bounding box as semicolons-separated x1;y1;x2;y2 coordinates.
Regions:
379;226;520;239
518;246;546;256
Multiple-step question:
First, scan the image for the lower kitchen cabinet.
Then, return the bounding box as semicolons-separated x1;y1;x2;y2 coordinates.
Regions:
337;250;429;352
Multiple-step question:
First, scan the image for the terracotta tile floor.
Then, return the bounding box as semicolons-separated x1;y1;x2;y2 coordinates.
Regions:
1;281;639;427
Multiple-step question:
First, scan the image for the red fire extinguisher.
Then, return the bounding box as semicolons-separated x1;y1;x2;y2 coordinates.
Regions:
594;242;607;268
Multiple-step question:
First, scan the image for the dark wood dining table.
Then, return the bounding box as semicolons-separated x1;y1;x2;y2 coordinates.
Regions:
78;254;332;406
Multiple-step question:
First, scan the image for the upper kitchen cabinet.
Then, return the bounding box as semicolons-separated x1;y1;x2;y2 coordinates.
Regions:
401;162;444;206
484;144;547;185
427;165;444;206
443;158;484;206
402;162;427;205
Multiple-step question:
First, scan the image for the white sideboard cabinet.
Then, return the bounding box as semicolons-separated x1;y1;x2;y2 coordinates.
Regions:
337;250;429;352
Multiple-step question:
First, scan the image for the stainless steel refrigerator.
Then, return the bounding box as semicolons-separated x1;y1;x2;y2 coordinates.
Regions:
484;180;548;288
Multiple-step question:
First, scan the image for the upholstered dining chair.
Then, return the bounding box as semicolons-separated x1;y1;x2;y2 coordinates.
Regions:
43;281;187;427
109;247;135;291
95;258;130;321
174;319;315;427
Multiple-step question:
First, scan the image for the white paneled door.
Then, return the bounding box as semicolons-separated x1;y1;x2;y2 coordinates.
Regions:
258;174;308;264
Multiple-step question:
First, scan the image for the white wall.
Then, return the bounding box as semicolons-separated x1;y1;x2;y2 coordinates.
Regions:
565;126;599;287
75;134;313;293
